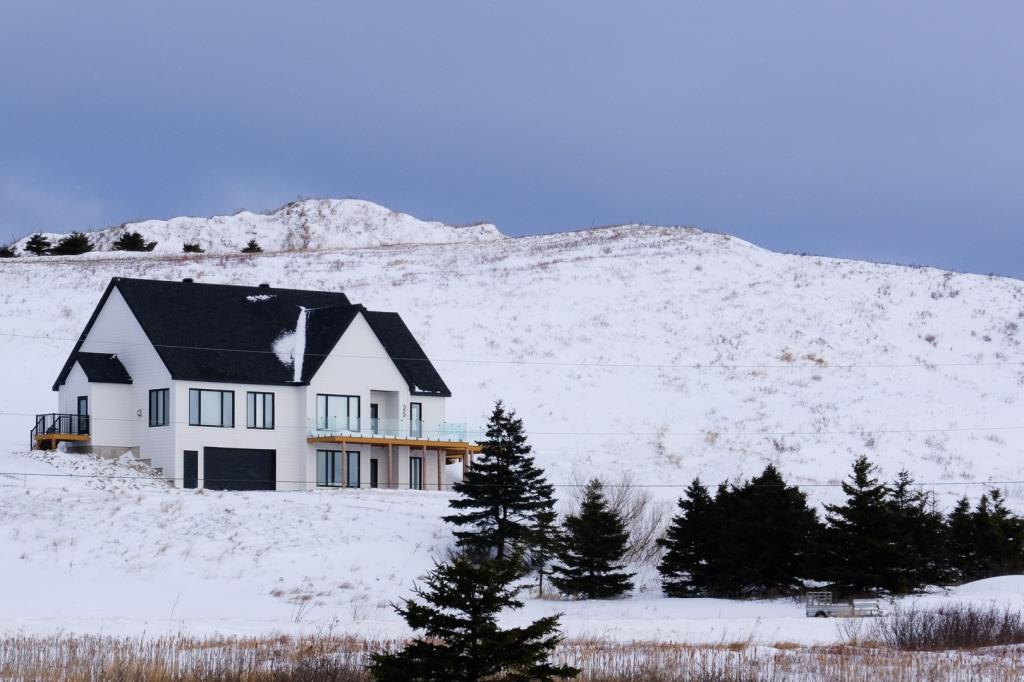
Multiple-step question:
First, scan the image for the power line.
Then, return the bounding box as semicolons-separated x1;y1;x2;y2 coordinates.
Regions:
0;331;1019;371
5;411;1024;438
0;469;1021;490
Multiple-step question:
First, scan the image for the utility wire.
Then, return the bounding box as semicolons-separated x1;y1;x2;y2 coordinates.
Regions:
0;331;1019;371
5;411;1023;438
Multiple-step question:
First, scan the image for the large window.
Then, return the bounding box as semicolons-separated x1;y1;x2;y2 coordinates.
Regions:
316;394;360;432
149;388;169;427
247;392;275;429
317;450;342;487
189;389;234;427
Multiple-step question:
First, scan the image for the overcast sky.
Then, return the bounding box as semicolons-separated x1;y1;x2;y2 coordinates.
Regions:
1;2;1022;275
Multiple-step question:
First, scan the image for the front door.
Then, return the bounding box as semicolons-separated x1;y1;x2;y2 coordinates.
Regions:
369;459;379;488
76;396;89;435
183;450;198;489
409;456;423;490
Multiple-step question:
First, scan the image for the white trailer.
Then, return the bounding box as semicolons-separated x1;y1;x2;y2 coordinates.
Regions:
805;591;880;618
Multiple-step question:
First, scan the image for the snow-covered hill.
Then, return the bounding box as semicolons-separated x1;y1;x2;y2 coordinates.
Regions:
3;200;1024;638
12;198;502;254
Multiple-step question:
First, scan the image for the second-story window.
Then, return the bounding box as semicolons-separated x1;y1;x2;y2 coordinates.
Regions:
316;394;360;432
189;389;234;427
149;388;169;427
247;392;275;429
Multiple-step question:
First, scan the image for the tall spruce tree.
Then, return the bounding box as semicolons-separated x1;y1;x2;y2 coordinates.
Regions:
368;555;578;682
24;233;51;255
658;478;716;596
444;402;558;567
551;480;634;599
945;495;976;582
710;464;821;596
112;231;157;251
49;232;93;255
820;455;899;594
886;471;947;592
241;238;263;253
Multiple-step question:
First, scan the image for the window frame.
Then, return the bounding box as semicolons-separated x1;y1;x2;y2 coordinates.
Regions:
188;388;235;428
409;456;423;491
246;391;275;430
317;449;343;487
149;388;169;427
410;401;422;438
315;393;361;432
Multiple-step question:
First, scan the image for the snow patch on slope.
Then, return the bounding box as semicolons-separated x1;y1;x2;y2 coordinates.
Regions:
13;198;503;255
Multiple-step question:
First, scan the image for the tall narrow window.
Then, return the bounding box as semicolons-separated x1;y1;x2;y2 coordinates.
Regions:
316;394;360;432
409;456;423;490
149;388;169;427
247;392;275;429
410;402;422;438
346;451;360;488
188;389;234;427
317;450;342;487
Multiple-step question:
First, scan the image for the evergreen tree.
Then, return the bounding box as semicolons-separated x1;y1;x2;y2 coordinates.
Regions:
112;231;157;251
24;233;51;255
886;471;947;592
709;464;821;597
551;480;634;599
946;490;1024;582
241;238;263;253
49;232;94;255
0;244;17;258
658;478;716;596
368;555;578;682
945;495;976;582
444;402;558;567
820;455;899;594
182;242;205;253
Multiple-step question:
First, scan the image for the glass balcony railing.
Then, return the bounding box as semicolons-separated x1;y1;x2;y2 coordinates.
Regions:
311;416;481;443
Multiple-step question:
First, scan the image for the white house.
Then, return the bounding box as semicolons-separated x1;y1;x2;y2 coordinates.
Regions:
34;277;479;491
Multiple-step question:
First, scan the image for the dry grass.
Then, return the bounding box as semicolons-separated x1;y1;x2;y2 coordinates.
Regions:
2;633;1024;681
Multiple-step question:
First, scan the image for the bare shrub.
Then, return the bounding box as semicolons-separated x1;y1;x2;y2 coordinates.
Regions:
567;471;669;566
873;604;1024;651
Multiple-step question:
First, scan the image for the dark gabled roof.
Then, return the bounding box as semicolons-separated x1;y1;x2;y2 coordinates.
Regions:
364;311;452;397
53;278;451;396
74;352;133;384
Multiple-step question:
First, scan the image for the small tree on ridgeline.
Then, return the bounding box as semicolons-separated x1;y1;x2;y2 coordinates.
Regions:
182;242;205;253
241;239;263;253
49;232;94;255
658;478;717;596
444;401;559;570
819;455;899;594
24;233;51;255
368;555;579;682
112;231;157;251
551;479;634;599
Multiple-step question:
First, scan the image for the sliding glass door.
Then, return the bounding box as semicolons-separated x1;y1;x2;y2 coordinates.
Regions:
316;394;360;432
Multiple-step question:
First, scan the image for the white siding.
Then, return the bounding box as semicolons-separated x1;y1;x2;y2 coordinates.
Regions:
174;381;306;490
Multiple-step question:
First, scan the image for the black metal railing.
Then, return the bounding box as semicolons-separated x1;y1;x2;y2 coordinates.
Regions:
30;413;89;449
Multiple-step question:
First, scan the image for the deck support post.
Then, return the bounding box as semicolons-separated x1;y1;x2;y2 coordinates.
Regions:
340;441;347;488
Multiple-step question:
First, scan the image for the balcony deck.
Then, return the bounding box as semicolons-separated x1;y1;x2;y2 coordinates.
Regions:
31;414;90;451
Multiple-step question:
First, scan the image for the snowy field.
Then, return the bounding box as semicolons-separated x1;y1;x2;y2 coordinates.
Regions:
3;448;1023;644
2;202;1024;639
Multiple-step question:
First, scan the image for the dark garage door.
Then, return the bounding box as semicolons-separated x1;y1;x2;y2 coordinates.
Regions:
203;447;276;491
